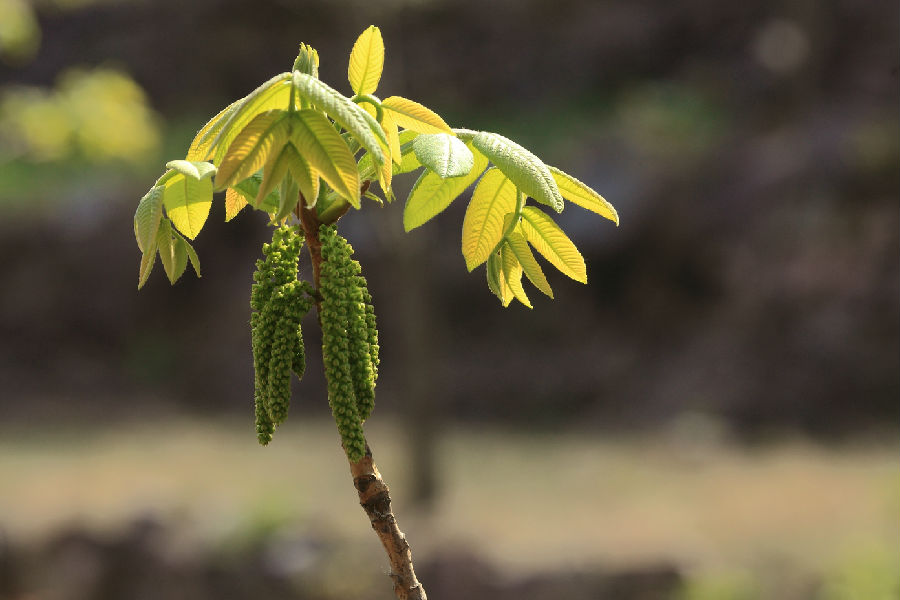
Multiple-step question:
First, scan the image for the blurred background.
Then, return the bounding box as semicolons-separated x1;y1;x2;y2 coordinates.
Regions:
0;0;897;598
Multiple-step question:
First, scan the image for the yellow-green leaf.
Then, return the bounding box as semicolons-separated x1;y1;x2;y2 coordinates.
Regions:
461;167;517;271
134;185;164;253
381;109;401;166
186;98;242;161
163;171;213;240
254;143;293;208
137;246;156;290
382;96;452;134
348;25;384;96
173;229;201;277
156;219;181;285
166;159;216;181
403;143;488;231
225;188;248;222
283;144;319;208
413;133;474;178
472;131;563;213
231;174;280;214
549;166;618;224
506;231;552;298
290;109;360;206
501;242;531;308
519;206;586;283
214;110;289;191
486;251;503;301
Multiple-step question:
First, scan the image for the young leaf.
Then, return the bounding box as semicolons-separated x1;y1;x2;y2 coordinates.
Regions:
382;96;452;134
254;143;294;208
165;159;216;181
156;219;178;284
403;144;488;231
290;109;360;206
283;144;319;208
291;72;385;166
231;174;280;214
472;131;563;213
186;98;242;161
134;185;165;253
518;206;587;283
171;234;189;281
225;188;248;222
163;171;213;240
172;229;201;277
381;109;401;166
461;167;517;271
214;110;289;190
506;230;553;298
137;246;156;289
272;172;300;223
549;166;618;225
348;25;384;96
486;251;503;300
412;133;474;178
209;73;292;165
501;242;531;308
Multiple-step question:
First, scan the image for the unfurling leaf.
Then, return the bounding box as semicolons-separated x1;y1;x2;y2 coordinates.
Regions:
472;131;563;213
461;167;517;271
290;109;360;206
501;243;531;308
382;96;452;134
381;109;401;166
518;206;586;283
162;171;213;240
413;133;474;178
403;143;488;231
215;110;289;191
506;231;553;298
549;166;618;225
134;185;164;253
348;25;384;96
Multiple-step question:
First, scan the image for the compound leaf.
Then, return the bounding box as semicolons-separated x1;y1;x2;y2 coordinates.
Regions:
413;133;474;178
348;25;384;96
461;167;517;271
472;131;563;213
163;171;213;240
506;230;553;297
382;96;452;134
290;109;360;206
501;242;531;308
215;110;289;190
549;165;618;224
134;185;164;253
403;143;488;231
519;206;586;283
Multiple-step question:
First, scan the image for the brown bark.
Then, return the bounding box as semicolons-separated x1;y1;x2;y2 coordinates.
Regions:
298;201;427;600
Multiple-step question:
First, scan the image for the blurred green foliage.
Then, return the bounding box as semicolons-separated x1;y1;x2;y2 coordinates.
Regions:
0;0;40;64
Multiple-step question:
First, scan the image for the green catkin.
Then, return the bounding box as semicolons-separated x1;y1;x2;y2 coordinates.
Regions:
346;269;376;422
250;225;311;445
319;224;367;461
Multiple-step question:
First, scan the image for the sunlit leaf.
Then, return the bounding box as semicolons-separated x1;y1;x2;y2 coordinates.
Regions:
290;109;360;206
283;144;319;208
413;133;474;178
381;109;401;166
461;167;517;271
165;159;216;181
291;72;385;166
163;171;213;240
518;206;586;283
215;110;289;190
382;96;452;134
225;188;248;222
506;231;552;297
137;246;156;290
186;98;242;161
549;166;618;224
348;25;384;96
134;185;164;253
231;174;280;214
272;172;300;223
403;143;488;231
209;73;293;165
501;243;531;308
486;251;503;300
472;131;563;213
156;219;179;284
171;234;189;281
172;229;201;277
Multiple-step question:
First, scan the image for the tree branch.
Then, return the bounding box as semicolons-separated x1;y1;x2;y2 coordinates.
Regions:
299;202;427;600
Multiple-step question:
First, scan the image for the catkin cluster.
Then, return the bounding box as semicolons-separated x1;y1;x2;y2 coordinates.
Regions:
318;224;380;462
251;225;313;445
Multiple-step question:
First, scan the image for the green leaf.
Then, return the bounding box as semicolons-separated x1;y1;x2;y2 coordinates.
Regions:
381;109;401;166
412;133;474;178
171;234;189;281
382;96;452;134
186;98;243;161
208;73;292;165
461;167;517;271
506;231;552;298
156;219;180;285
348;25;384;96
165;159;216;181
283;144;319;208
486;251;503;300
272;172;300;223
231;174;279;214
290;109;360;206
472;131;563;213
403;143;488;231
225;188;248;221
134;185;164;253
137;246;156;290
172;229;201;277
291;72;385;166
162;171;213;240
549;166;618;225
214;110;289;190
501;242;531;308
518;206;586;283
